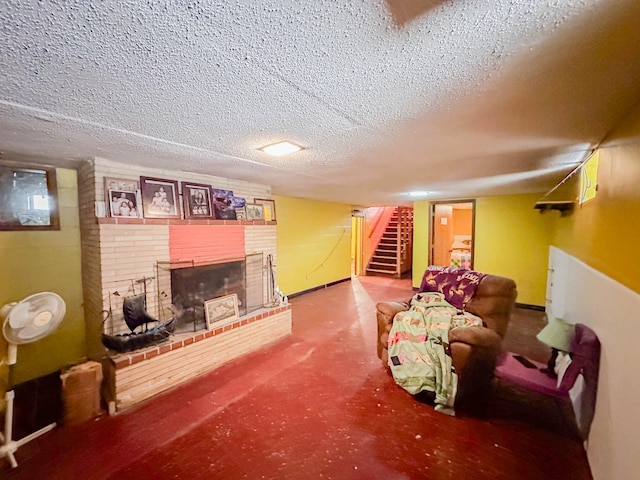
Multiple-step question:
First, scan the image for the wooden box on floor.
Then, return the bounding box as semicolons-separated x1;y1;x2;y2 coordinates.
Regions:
60;361;104;424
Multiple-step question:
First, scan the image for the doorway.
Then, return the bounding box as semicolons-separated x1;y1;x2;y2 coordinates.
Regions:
351;214;364;275
429;200;475;269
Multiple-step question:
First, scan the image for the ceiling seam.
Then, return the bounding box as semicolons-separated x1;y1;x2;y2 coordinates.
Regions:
0;99;323;178
250;61;366;129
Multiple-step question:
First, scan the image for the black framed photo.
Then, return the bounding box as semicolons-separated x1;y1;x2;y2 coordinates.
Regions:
0;162;59;230
140;177;181;219
108;190;140;217
181;181;213;218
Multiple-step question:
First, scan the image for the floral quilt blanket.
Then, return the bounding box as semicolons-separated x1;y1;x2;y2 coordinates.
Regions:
387;291;482;415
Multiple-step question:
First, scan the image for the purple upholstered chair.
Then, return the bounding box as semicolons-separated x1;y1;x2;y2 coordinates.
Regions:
494;323;601;439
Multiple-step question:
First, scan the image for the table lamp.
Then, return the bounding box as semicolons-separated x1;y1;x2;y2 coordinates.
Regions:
536;316;575;376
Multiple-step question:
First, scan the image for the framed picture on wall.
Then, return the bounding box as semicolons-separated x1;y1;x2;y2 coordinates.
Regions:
0;161;60;230
140;176;181;219
254;198;276;221
235;207;247;220
104;177;139;193
104;177;142;218
211;188;237;220
204;293;240;329
245;203;264;221
108;190;141;218
181;181;213;218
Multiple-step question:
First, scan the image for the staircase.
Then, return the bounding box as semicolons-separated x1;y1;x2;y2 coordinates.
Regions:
366;207;413;278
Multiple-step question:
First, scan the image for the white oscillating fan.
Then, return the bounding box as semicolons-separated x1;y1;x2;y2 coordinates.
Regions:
0;292;66;468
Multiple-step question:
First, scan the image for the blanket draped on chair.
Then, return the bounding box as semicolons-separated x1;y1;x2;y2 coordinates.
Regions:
420;266;486;310
387;291;482;415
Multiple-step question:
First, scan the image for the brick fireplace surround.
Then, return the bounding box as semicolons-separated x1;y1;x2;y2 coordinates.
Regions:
78;158;292;412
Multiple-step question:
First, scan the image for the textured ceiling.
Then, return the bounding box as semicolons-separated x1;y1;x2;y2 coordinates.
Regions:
1;0;640;206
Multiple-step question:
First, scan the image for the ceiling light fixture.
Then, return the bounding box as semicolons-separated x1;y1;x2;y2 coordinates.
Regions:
406;191;432;197
259;141;303;157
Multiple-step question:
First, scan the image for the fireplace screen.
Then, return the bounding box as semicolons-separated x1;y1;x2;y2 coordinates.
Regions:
160;253;264;333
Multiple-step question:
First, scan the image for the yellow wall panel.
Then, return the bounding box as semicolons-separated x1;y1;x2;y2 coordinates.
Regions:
411;200;430;288
474;194;553;306
553;141;640;294
274;195;352;296
0;168;86;385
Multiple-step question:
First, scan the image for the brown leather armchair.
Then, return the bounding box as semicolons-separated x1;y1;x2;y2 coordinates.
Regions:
376;272;517;415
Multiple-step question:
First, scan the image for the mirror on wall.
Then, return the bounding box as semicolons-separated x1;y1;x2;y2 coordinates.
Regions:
0;162;59;230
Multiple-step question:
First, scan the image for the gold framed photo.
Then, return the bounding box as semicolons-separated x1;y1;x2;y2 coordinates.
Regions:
204;294;240;329
254;198;276;221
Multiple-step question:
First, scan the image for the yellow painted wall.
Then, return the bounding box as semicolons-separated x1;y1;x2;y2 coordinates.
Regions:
474;194;554;305
274;195;352;296
411;201;430;289
553;144;640;295
0;168;86;386
412;194;553;305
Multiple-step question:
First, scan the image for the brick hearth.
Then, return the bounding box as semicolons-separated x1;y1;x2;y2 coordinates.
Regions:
104;305;292;412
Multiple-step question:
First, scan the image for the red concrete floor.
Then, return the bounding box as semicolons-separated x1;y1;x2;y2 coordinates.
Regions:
2;275;592;479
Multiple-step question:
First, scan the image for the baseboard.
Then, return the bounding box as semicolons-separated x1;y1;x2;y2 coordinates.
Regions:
287;277;352;299
515;302;546;311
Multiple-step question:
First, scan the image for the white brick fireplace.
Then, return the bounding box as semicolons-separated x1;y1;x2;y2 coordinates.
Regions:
78;158;292;411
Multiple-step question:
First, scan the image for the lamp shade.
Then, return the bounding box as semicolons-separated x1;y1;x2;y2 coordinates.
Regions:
536;316;575;352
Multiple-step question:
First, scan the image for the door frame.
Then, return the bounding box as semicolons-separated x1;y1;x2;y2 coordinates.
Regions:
428;199;476;269
351;214;365;275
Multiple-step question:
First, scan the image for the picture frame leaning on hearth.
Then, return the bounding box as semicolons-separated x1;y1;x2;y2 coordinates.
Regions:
204;293;240;330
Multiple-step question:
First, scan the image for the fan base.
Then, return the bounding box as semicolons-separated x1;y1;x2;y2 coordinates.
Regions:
1;389;57;468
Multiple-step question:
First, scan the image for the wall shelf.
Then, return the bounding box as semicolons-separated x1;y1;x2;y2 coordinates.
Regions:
97;217;276;226
534;200;575;217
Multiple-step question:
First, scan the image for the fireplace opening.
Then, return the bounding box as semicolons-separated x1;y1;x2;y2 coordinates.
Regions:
160;253;264;334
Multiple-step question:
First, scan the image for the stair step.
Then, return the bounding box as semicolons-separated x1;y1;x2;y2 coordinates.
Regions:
367;262;396;269
370;260;396;266
366;268;398;275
